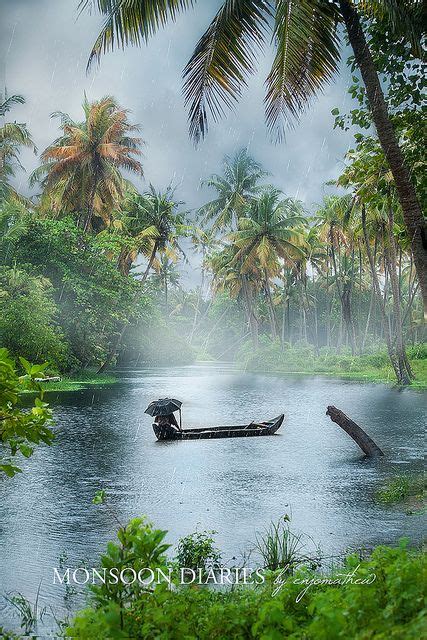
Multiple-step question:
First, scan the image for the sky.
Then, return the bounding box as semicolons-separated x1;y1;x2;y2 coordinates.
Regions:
1;0;356;283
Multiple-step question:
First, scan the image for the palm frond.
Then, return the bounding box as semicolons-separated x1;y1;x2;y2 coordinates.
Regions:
81;0;195;69
183;0;272;142
265;0;341;141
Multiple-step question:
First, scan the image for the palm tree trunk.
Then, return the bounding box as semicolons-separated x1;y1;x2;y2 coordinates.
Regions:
83;168;99;233
385;202;413;381
339;0;427;315
361;206;403;383
264;270;278;340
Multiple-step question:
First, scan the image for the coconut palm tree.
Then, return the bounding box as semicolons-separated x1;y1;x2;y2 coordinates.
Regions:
97;185;189;371
198;149;267;231
151;253;180;315
0;93;36;202
208;243;262;346
81;0;426;311
315;195;358;351
31;96;143;232
229;187;307;339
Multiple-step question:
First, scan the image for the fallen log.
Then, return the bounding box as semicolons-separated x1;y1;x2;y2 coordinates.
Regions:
326;405;384;457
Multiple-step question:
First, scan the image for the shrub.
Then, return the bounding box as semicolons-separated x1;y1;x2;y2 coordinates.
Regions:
0;348;54;477
174;530;222;578
65;532;426;640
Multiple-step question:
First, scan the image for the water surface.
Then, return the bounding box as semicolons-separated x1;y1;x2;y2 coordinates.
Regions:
0;363;425;630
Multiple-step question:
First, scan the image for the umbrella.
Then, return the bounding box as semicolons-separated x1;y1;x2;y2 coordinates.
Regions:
144;398;183;428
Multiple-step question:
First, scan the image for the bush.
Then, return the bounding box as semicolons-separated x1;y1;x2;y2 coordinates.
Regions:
0;348;53;477
0;265;68;371
174;530;222;578
406;343;427;360
65;518;426;640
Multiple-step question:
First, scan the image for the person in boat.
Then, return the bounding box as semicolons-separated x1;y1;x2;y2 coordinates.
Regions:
154;413;181;431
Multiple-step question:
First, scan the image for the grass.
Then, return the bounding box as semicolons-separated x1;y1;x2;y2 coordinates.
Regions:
375;473;425;510
24;371;118;393
241;346;427;390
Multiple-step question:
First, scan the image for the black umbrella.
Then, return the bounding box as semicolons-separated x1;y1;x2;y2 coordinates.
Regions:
144;398;183;428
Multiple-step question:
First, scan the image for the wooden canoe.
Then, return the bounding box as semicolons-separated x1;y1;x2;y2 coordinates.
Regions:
153;414;284;441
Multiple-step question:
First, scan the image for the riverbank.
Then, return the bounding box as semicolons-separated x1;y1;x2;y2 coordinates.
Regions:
31;372;118;393
238;344;427;390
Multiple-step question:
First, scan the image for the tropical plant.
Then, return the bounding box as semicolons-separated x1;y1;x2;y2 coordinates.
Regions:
230;187;307;338
0;348;54;477
0;265;68;369
0;93;36;202
175;530;222;578
31;96;143;232
198;148;267;230
81;0;426;311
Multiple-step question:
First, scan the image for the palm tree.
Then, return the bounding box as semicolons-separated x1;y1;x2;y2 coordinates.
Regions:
0;93;36;202
198;149;267;231
81;0;426;311
208;243;262;346
151;253;180;315
130;185;189;281
97;185;188;371
189;227;218;342
31;96;143;232
316;194;359;353
229;187;307;339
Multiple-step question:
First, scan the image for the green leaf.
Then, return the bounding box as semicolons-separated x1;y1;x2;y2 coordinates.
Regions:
93;489;106;505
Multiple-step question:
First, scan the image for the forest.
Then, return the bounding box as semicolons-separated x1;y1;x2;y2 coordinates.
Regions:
1;1;426;638
0;4;425;388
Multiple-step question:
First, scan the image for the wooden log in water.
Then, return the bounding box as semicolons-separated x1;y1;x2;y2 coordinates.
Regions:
326;405;384;457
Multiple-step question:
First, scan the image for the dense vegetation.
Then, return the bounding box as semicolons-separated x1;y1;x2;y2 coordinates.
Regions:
0;3;425;387
50;511;427;639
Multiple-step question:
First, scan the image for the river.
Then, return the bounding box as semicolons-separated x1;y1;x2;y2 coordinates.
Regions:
0;363;425;631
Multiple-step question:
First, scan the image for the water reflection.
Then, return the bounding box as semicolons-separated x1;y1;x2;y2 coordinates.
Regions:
0;363;424;629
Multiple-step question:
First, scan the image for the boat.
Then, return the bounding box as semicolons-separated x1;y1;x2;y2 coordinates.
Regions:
152;414;284;441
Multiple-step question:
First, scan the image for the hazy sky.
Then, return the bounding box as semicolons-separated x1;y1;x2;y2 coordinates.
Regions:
1;0;355;281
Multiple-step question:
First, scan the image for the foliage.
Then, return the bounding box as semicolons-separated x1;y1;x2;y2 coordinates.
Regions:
252;515;307;572
0;348;53;477
0;92;36;202
237;340;427;388
0;265;68;371
90;517;170;609
30;96;143;231
4;216;148;370
65;519;426;640
174;530;222;577
375;473;425;505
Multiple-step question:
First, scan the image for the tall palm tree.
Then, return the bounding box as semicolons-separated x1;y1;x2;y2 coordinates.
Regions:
230;187;307;339
198;149;267;231
151;253;180;315
130;185;189;281
0;93;36;202
31;96;143;232
208;243;262;346
316;194;358;353
97;185;188;371
189;227;218;342
81;0;426;311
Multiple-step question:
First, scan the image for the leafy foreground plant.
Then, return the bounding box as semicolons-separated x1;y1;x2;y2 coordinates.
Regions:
174;529;222;579
64;516;425;640
0;348;53;477
252;514;311;572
